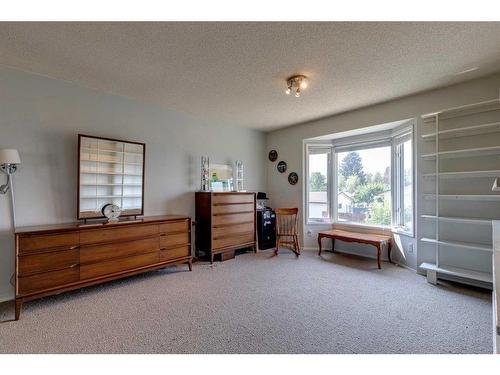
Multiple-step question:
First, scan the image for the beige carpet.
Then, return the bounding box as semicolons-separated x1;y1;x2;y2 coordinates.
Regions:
0;250;492;354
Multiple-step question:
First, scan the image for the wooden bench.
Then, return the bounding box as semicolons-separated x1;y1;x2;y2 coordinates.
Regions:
317;229;392;269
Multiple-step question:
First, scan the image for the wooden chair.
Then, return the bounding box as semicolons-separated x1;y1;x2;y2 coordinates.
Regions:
274;208;300;256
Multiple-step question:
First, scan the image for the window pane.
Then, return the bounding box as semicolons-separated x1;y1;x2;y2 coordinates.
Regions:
337;147;391;226
403;139;413;232
308;150;330;220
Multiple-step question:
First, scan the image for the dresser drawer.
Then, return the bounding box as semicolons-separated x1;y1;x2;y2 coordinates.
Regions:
160;245;191;261
212;203;254;215
18;248;79;276
80;236;159;264
212;212;254;226
18;266;79;295
159;220;189;234
160;232;190;248
80;252;160;280
213;222;254;238
18;232;79;254
212;193;254;205
80;224;159;245
213;233;255;250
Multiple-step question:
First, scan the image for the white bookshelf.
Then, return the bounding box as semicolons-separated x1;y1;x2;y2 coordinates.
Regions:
420;97;500;288
78;135;145;220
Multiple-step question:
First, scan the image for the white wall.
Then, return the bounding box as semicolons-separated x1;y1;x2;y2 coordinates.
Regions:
0;66;267;301
266;73;500;270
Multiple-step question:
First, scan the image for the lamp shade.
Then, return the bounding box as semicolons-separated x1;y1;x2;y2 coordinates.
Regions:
0;149;21;165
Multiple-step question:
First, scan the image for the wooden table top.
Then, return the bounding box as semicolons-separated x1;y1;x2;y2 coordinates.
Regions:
318;229;391;242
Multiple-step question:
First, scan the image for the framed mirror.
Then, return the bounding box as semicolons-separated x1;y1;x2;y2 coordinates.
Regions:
209;163;233;192
77;134;145;220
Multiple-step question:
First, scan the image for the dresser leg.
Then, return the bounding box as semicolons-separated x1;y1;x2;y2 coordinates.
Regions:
188;259;193;271
15;299;22;321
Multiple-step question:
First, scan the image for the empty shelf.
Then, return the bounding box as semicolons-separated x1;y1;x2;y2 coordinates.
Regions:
424;194;500;201
420;215;491;225
421;121;500;141
422;170;500;179
422;98;500;122
419;262;492;284
420;237;492;252
421;146;500;160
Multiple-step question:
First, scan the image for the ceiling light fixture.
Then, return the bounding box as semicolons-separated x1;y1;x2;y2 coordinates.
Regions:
285;75;308;98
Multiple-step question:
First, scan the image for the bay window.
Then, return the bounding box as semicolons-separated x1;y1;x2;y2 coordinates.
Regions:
305;122;414;236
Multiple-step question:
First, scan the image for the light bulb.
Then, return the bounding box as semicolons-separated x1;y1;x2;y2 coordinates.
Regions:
300;80;308;89
295;91;300;98
285;88;291;95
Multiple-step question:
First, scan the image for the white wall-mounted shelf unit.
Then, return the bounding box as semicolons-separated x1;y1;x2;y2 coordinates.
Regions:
78;134;145;220
419;97;500;288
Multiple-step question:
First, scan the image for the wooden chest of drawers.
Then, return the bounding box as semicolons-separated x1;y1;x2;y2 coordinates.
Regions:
195;192;256;263
14;215;191;320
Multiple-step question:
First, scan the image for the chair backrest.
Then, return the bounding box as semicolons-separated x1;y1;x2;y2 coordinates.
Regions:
275;208;298;236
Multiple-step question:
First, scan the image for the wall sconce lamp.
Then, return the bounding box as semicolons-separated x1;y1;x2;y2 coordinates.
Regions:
0;149;21;195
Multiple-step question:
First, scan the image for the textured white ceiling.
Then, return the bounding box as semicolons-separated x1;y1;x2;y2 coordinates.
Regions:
1;22;500;131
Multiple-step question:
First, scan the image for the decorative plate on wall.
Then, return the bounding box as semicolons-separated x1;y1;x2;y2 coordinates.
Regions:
268;150;278;162
288;172;299;185
277;161;287;173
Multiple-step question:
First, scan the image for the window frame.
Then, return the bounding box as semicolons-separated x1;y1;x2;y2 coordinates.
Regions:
304;121;415;237
305;143;333;223
392;129;414;236
333;139;393;229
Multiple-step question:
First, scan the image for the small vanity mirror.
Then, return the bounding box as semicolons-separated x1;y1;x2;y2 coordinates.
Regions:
209;163;233;192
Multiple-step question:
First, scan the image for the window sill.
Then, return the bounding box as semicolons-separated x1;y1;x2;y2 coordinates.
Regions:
306;219;392;234
306;220;334;226
333;221;393;235
392;227;415;238
306;220;414;238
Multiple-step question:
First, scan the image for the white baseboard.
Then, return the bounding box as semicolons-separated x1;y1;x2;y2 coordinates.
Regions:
0;292;14;303
305;246;416;271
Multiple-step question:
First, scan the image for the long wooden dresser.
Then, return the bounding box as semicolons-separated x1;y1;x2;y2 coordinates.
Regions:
14;215;191;320
195;192;256;263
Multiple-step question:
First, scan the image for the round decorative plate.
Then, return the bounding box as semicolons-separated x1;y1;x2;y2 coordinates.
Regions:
268;150;278;162
288;172;299;185
277;161;287;173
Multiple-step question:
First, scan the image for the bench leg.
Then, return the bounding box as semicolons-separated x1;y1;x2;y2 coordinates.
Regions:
331;238;335;253
318;235;322;256
387;241;392;263
376;245;381;269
